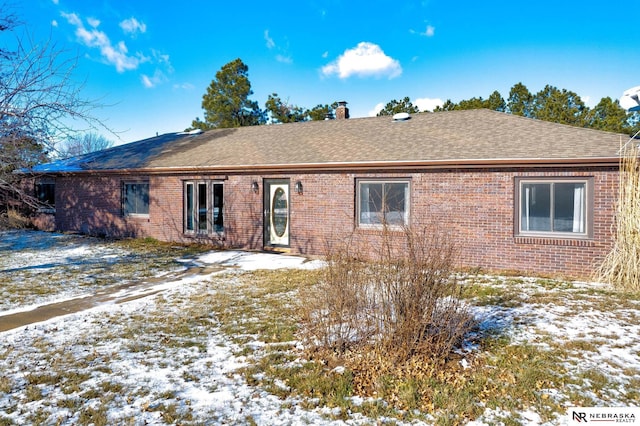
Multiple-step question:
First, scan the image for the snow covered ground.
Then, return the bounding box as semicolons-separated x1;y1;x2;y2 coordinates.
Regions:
0;230;639;425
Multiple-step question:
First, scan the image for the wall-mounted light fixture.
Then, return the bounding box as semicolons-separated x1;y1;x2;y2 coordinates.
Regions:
252;181;259;193
294;180;303;195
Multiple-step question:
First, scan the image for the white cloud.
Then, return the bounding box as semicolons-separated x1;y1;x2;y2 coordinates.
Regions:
87;17;100;28
61;11;141;73
264;30;292;64
423;25;435;37
62;11;81;26
276;54;292;64
141;69;167;88
414;97;444;112
173;82;195;91
368;102;385;117
51;0;59;4
141;74;153;88
141;51;173;88
61;11;171;87
264;30;275;49
322;42;402;79
410;24;435;38
120;17;147;36
150;49;172;71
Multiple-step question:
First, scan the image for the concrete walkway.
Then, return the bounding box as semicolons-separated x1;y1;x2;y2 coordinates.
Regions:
0;264;224;332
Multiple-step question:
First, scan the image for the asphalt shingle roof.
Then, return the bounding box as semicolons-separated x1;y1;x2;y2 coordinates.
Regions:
37;109;627;173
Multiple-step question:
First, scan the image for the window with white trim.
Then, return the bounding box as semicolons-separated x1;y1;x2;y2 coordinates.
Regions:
357;179;410;227
516;178;592;237
184;181;224;234
123;181;149;216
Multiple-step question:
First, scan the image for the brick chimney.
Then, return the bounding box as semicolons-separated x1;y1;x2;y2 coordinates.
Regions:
336;101;349;120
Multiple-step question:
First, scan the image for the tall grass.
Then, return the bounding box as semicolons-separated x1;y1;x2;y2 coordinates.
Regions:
597;142;640;293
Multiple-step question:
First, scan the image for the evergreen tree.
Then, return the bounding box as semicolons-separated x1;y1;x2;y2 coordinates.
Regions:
531;85;586;127
486;90;506;112
308;103;338;121
433;99;458;112
377;97;420;116
457;97;488;110
433;92;504;112
506;82;534;117
265;93;307;123
192;58;265;130
584;97;630;134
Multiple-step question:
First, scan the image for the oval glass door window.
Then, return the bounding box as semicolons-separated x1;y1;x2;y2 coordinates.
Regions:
271;187;288;238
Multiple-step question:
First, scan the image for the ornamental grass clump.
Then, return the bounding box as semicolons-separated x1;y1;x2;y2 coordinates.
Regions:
597;141;640;293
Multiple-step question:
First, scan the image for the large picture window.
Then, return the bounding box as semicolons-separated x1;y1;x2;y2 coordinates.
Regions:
516;178;591;237
185;181;223;234
357;179;410;227
123;181;149;216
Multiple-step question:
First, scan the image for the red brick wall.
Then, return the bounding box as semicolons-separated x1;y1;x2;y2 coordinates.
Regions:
48;166;618;279
55;175;145;237
285;168;618;278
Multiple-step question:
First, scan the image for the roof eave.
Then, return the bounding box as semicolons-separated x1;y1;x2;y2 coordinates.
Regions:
43;156;621;176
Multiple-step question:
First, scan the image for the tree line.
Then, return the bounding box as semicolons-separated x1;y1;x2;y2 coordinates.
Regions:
192;58;639;137
358;85;638;136
432;83;638;135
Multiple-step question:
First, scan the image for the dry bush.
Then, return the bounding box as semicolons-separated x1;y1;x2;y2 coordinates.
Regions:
597;142;640;293
0;209;31;229
370;226;471;361
300;225;474;364
299;235;377;354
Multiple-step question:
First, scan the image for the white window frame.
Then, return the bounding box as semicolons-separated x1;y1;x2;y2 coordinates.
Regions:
515;177;592;239
356;179;410;229
122;181;149;217
184;180;224;235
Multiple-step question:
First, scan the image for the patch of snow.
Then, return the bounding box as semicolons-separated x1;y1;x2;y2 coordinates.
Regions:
196;250;325;270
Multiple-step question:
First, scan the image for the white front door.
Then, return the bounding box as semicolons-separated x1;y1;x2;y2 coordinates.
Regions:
265;180;290;247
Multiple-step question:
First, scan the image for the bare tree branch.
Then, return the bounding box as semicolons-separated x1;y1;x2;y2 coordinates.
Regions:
0;7;113;216
57;132;114;159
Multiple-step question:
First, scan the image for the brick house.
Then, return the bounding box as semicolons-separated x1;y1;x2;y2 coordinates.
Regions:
30;106;625;278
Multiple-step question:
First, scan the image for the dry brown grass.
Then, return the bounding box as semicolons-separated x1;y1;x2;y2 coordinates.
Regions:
0;209;31;229
597;142;640;293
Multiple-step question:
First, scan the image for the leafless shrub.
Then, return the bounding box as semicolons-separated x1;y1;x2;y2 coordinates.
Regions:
300;225;474;364
299;234;377;354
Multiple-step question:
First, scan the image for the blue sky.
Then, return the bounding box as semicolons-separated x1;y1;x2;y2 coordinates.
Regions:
17;0;640;144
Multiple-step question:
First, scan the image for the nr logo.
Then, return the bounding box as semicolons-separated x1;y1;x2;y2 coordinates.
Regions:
572;411;587;422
